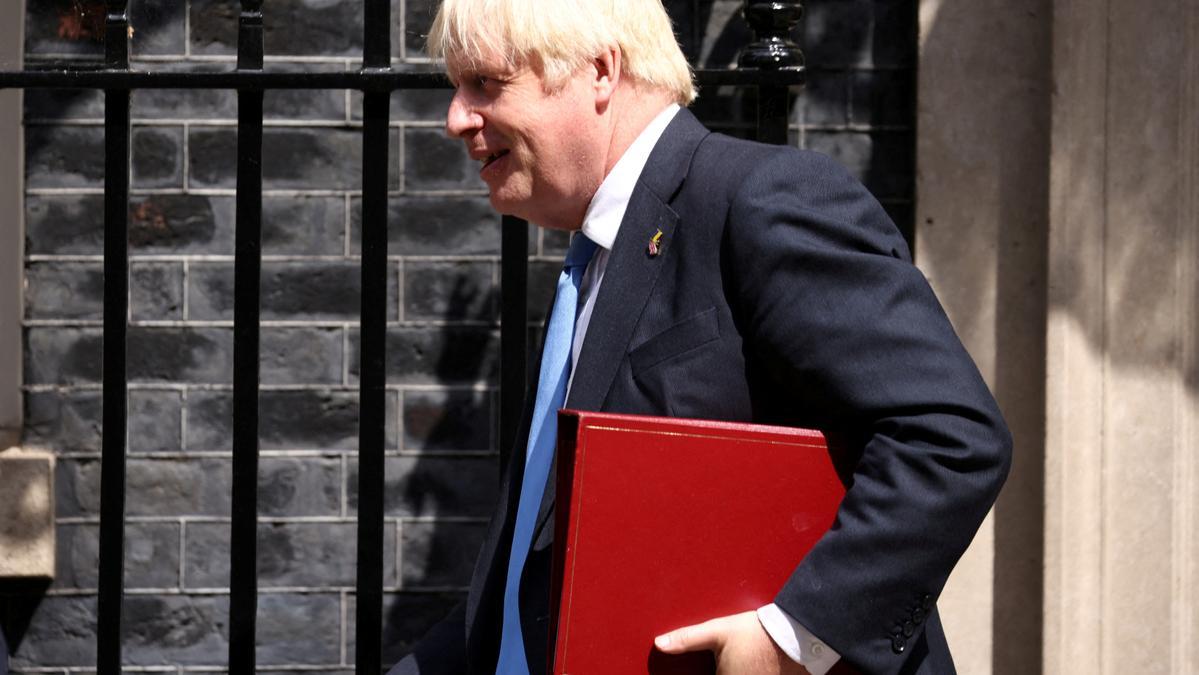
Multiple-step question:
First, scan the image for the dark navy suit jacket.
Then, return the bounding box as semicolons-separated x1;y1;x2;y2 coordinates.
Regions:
390;109;1012;675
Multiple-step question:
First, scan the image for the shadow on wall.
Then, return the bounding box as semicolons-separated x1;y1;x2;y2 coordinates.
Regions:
0;458;55;663
0;579;53;669
381;270;501;666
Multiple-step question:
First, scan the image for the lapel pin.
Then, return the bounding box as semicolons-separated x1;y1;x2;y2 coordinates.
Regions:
648;229;664;257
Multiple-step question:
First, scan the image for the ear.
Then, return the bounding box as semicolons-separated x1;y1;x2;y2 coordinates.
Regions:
593;45;621;110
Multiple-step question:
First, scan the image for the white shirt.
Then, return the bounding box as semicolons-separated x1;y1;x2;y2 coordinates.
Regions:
561;103;842;675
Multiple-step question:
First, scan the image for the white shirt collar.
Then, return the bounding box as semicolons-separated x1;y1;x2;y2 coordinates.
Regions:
579;103;681;250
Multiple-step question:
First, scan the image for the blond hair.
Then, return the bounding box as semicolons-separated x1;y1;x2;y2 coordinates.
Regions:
427;0;697;105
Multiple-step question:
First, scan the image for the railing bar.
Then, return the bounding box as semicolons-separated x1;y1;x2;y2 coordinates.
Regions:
96;81;130;675
96;2;131;673
228;1;265;673
499;215;529;470
363;0;390;69
756;85;792;146
0;71;444;90
0;68;803;91
355;91;389;673
355;1;391;671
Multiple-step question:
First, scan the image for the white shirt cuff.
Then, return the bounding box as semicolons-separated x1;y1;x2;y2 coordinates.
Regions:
756;603;841;675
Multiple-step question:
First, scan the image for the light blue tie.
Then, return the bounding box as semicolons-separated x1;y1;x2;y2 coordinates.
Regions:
495;233;598;674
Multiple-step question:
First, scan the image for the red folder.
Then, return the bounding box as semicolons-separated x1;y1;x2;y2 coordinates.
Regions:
550;411;848;675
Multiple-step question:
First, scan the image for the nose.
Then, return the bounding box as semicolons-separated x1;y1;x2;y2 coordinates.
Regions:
446;89;482;138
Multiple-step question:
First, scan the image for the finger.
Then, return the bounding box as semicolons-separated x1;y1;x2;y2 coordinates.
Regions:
654;618;727;654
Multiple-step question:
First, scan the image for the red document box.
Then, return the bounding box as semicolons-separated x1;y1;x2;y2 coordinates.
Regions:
550;411;848;675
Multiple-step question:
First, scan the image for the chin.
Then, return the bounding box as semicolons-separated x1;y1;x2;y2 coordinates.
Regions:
488;194;522;219
487;192;535;222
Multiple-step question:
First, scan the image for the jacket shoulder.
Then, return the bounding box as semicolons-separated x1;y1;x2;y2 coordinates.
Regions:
691;133;851;184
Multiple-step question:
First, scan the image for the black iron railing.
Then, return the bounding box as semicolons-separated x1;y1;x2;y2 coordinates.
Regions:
0;1;803;673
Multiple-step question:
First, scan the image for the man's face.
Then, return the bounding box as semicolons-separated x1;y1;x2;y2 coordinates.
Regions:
445;52;606;230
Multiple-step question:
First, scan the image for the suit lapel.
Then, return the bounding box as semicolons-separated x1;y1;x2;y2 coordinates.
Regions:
567;108;709;412
528;109;711;540
564;195;678;411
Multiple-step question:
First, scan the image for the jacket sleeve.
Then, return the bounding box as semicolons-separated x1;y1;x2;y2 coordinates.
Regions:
723;149;1012;674
385;601;468;675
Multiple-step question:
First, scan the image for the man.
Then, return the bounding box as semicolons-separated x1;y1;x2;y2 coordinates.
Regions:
389;0;1011;673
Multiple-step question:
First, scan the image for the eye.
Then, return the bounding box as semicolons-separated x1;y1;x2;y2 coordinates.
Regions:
453;70;504;94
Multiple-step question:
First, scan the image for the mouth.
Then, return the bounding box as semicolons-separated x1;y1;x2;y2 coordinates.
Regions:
480;149;510;171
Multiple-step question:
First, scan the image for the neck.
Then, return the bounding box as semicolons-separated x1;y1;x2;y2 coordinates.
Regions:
601;85;675;178
543;86;674;232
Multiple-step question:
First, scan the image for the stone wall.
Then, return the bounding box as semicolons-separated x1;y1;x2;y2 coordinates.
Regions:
7;0;916;670
915;0;1052;671
1043;0;1199;671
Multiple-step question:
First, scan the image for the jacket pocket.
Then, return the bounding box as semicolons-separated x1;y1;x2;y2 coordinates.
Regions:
629;307;720;376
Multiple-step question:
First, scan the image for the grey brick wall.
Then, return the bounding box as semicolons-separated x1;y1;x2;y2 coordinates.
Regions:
9;0;914;671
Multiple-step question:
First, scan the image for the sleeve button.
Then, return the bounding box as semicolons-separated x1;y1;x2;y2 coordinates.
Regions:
891;636;906;654
902;620;915;637
912;607;925;624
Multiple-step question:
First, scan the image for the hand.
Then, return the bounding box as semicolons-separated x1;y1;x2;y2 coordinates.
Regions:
654;610;812;675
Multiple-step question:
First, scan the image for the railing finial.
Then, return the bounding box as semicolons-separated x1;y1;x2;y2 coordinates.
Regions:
738;0;805;71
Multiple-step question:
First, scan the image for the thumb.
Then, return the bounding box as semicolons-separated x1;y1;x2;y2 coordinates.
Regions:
654;618;727;654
